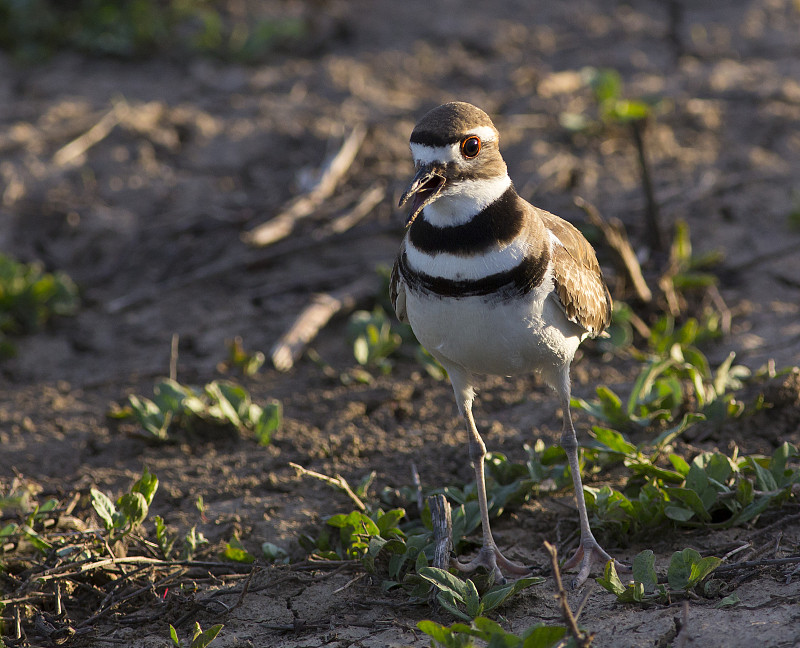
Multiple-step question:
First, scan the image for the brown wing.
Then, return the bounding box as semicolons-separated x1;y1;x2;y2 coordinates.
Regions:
537;208;612;337
390;249;408;323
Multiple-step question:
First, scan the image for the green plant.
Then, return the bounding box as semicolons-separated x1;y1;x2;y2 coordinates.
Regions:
597;548;722;603
219;336;265;376
90;469;159;539
0;0;307;62
418;617;566;648
585;442;799;538
0;254;79;358
169;622;223;648
572;343;750;430
418;567;544;622
347;307;402;373
112;378;281;444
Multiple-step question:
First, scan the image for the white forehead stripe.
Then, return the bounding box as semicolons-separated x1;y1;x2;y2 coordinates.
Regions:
410;142;459;165
409;126;498;165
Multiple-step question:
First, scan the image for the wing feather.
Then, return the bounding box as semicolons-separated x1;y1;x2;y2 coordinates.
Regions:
537;208;611;337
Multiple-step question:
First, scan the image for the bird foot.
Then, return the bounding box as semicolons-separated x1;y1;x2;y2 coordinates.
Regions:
562;535;629;589
453;544;530;585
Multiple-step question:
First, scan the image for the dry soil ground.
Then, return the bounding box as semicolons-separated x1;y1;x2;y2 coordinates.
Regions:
2;1;800;647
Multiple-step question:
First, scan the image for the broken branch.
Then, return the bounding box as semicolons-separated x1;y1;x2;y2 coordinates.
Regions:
544;541;593;648
271;275;376;372
243;124;367;247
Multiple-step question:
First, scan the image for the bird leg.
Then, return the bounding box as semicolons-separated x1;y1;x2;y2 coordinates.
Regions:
453;407;530;584
559;399;629;588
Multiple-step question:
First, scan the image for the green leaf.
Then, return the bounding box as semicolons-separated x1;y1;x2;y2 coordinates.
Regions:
90;488;117;531
190;623;224;648
131;468;159;505
666;487;712;522
437;590;472;622
667;548;701;591
664;505;695;522
481;576;545;613
522;625;567;648
464;578;482;619
596;559;626;596
591;426;636;455
748;457;778;491
669;453;691;476
252;400;281;445
689;556;722;586
169;624;180;647
262;542;289;564
418;567;469;602
632;550;658;593
223;536;255;563
117;491;149;529
716;593;740;608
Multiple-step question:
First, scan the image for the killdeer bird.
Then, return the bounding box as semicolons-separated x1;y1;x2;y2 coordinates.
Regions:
390;102;626;587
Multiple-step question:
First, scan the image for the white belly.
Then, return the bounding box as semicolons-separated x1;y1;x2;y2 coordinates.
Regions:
404;285;583;386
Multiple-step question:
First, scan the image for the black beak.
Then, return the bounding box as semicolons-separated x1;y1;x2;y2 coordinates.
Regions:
398;164;446;225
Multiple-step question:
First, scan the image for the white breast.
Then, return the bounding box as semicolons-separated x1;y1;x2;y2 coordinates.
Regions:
403;266;583;387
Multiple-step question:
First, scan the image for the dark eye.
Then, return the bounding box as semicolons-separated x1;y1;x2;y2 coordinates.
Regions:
461;136;481;158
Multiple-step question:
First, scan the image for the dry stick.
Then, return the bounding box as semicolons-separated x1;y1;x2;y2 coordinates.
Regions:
574;196;653;306
288;462;366;512
243;124;367;247
428;495;453;571
271;275;377;372
713;555;800;575
315;182;386;238
169;332;179;382
674;600;690;648
630;118;663;253
410;462;424;513
53;100;129;167
543;541;593;648
106;219;396;314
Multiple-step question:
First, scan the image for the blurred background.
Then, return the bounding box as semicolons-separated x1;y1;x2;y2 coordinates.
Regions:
1;2;800;645
0;0;798;385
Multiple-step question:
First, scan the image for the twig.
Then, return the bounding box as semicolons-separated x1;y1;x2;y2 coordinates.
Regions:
630;119;663;253
169;333;179;382
543;541;593;648
314;182;386;238
746;512;800;542
574;196;652;303
411;462;424;513
288;463;366;511
271;275;376;371
243;124;367;247
713;555;800;575
332;574;364;594
428;495;453;571
53;100;129;167
674;600;690;648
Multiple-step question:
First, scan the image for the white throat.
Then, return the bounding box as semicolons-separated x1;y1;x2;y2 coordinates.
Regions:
423;174;512;227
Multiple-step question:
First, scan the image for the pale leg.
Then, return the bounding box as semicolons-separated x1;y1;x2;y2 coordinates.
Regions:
445;364;529;583
559;393;629;587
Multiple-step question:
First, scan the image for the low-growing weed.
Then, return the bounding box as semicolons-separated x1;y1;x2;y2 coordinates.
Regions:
169;622;224;648
0;254;79;358
111;378;281;444
585;442;799;538
418;617;566;648
597;548;722;603
218;336;265;376
418;567;544;622
90;468;159;540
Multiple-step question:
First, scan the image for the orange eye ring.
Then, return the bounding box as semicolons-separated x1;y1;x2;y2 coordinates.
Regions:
460;136;481;158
